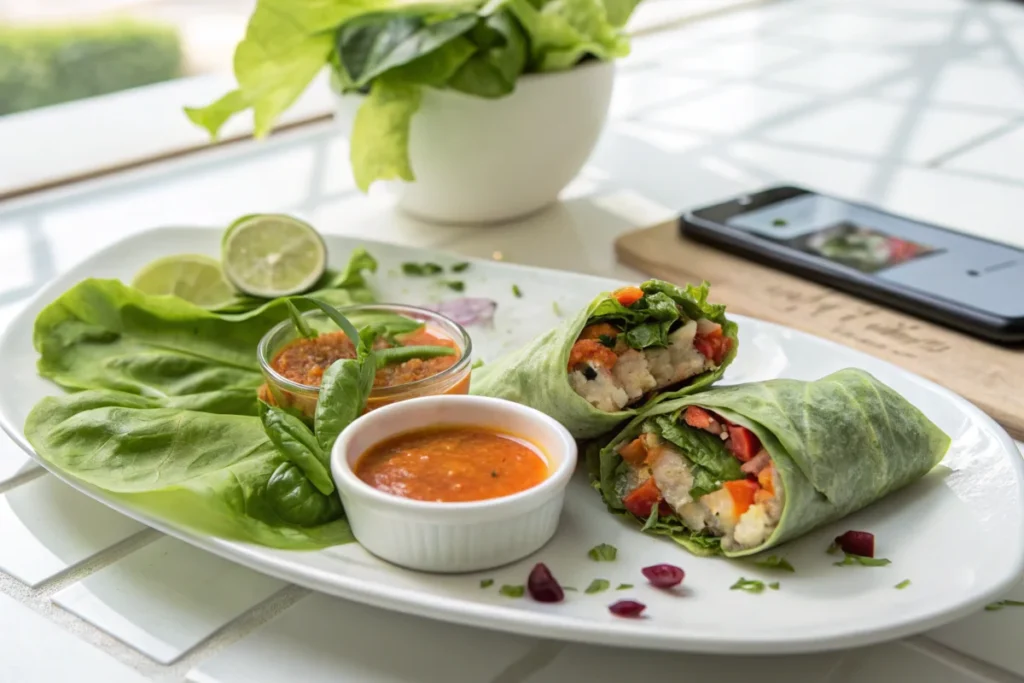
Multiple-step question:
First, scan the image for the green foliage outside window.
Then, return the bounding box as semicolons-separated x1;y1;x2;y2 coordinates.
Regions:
0;20;183;116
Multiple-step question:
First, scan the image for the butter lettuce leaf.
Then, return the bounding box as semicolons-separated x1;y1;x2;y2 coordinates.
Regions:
350;77;422;191
32;251;376;408
24;390;352;549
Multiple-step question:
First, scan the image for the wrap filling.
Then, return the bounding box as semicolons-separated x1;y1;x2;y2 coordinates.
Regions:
614;406;783;552
568;286;732;413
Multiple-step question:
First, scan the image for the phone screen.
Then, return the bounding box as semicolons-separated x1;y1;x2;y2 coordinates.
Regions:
707;191;1024;320
726;195;941;274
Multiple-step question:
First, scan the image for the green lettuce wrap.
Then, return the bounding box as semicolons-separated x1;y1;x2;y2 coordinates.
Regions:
591;368;951;557
472;280;738;438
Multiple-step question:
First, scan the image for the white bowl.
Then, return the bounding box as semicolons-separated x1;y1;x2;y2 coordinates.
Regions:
330;395;577;572
335;60;615;224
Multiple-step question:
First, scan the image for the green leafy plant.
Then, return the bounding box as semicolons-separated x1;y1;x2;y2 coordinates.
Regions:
185;0;642;192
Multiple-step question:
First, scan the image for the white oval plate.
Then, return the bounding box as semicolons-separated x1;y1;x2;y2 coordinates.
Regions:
2;227;1022;655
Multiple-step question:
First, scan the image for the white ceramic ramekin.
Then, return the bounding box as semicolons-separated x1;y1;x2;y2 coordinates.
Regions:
330;395;577;573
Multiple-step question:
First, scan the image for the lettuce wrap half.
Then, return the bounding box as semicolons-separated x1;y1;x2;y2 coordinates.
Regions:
591;368;951;557
472;280;737;439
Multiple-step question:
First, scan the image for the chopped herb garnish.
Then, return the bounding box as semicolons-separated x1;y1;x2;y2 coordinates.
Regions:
769;582;780;590
641;505;660;532
585;579;610;594
985;600;1024;611
753;555;795;572
471;359;485;370
588;543;618;562
451;262;470;273
552;301;563;317
730;577;766;594
617;583;634;591
499;585;525;598
895;579;911;590
480;579;494;588
834;554;891;567
402;262;443;276
597;334;616;349
826;541;840;555
772;218;787;227
563;586;578;592
442;280;465;292
512;284;522;298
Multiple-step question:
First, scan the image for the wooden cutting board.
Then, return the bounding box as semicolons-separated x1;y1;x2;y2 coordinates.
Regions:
615;220;1024;440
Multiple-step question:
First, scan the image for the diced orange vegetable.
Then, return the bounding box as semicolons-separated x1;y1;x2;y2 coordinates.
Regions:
614;286;645;307
683;406;716;430
567;339;618;371
724;479;759;518
578;323;620;341
618;437;648;466
758;466;775;495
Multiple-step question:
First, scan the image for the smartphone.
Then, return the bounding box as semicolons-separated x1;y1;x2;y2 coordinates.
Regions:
681;185;1024;344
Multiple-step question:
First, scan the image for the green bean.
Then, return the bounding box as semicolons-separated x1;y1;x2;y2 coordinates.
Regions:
375;345;456;368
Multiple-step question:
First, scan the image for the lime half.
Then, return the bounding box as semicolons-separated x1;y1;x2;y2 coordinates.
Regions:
131;254;239;310
221;214;327;298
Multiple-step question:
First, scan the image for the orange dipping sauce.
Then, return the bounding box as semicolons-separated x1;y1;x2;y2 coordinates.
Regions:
355;426;550;503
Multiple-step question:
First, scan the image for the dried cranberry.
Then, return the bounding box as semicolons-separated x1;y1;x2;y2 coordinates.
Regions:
642;563;685;588
527;563;564;603
835;530;875;558
609;600;647;618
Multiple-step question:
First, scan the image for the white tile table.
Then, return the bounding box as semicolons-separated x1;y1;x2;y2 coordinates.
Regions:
2;0;1024;681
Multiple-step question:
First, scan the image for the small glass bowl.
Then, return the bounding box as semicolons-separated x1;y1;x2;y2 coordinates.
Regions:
257;304;473;420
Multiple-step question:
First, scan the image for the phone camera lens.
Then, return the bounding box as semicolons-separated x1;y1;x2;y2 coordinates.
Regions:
967;269;980;277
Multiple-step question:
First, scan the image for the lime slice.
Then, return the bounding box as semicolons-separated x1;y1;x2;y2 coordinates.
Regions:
221;214;327;298
131;254;239;310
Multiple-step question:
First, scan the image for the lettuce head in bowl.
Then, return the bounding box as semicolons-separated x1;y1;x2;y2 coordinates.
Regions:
185;0;643;223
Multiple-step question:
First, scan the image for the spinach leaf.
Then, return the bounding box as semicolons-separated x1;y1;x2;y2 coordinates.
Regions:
304;297;377;453
629;292;680;322
449;11;527;98
315;339;376;453
387;36;477;87
267;461;344;526
336;13;478;87
688;465;721;500
260;401;334;496
622;321;672;350
319;247;378;290
654;415;744;482
587;296;646;327
641;280;726;324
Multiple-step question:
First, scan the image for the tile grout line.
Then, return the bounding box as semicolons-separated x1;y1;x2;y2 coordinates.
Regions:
905;636;1024;683
926;117;1024;169
164;585;310;683
0;464;46;496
